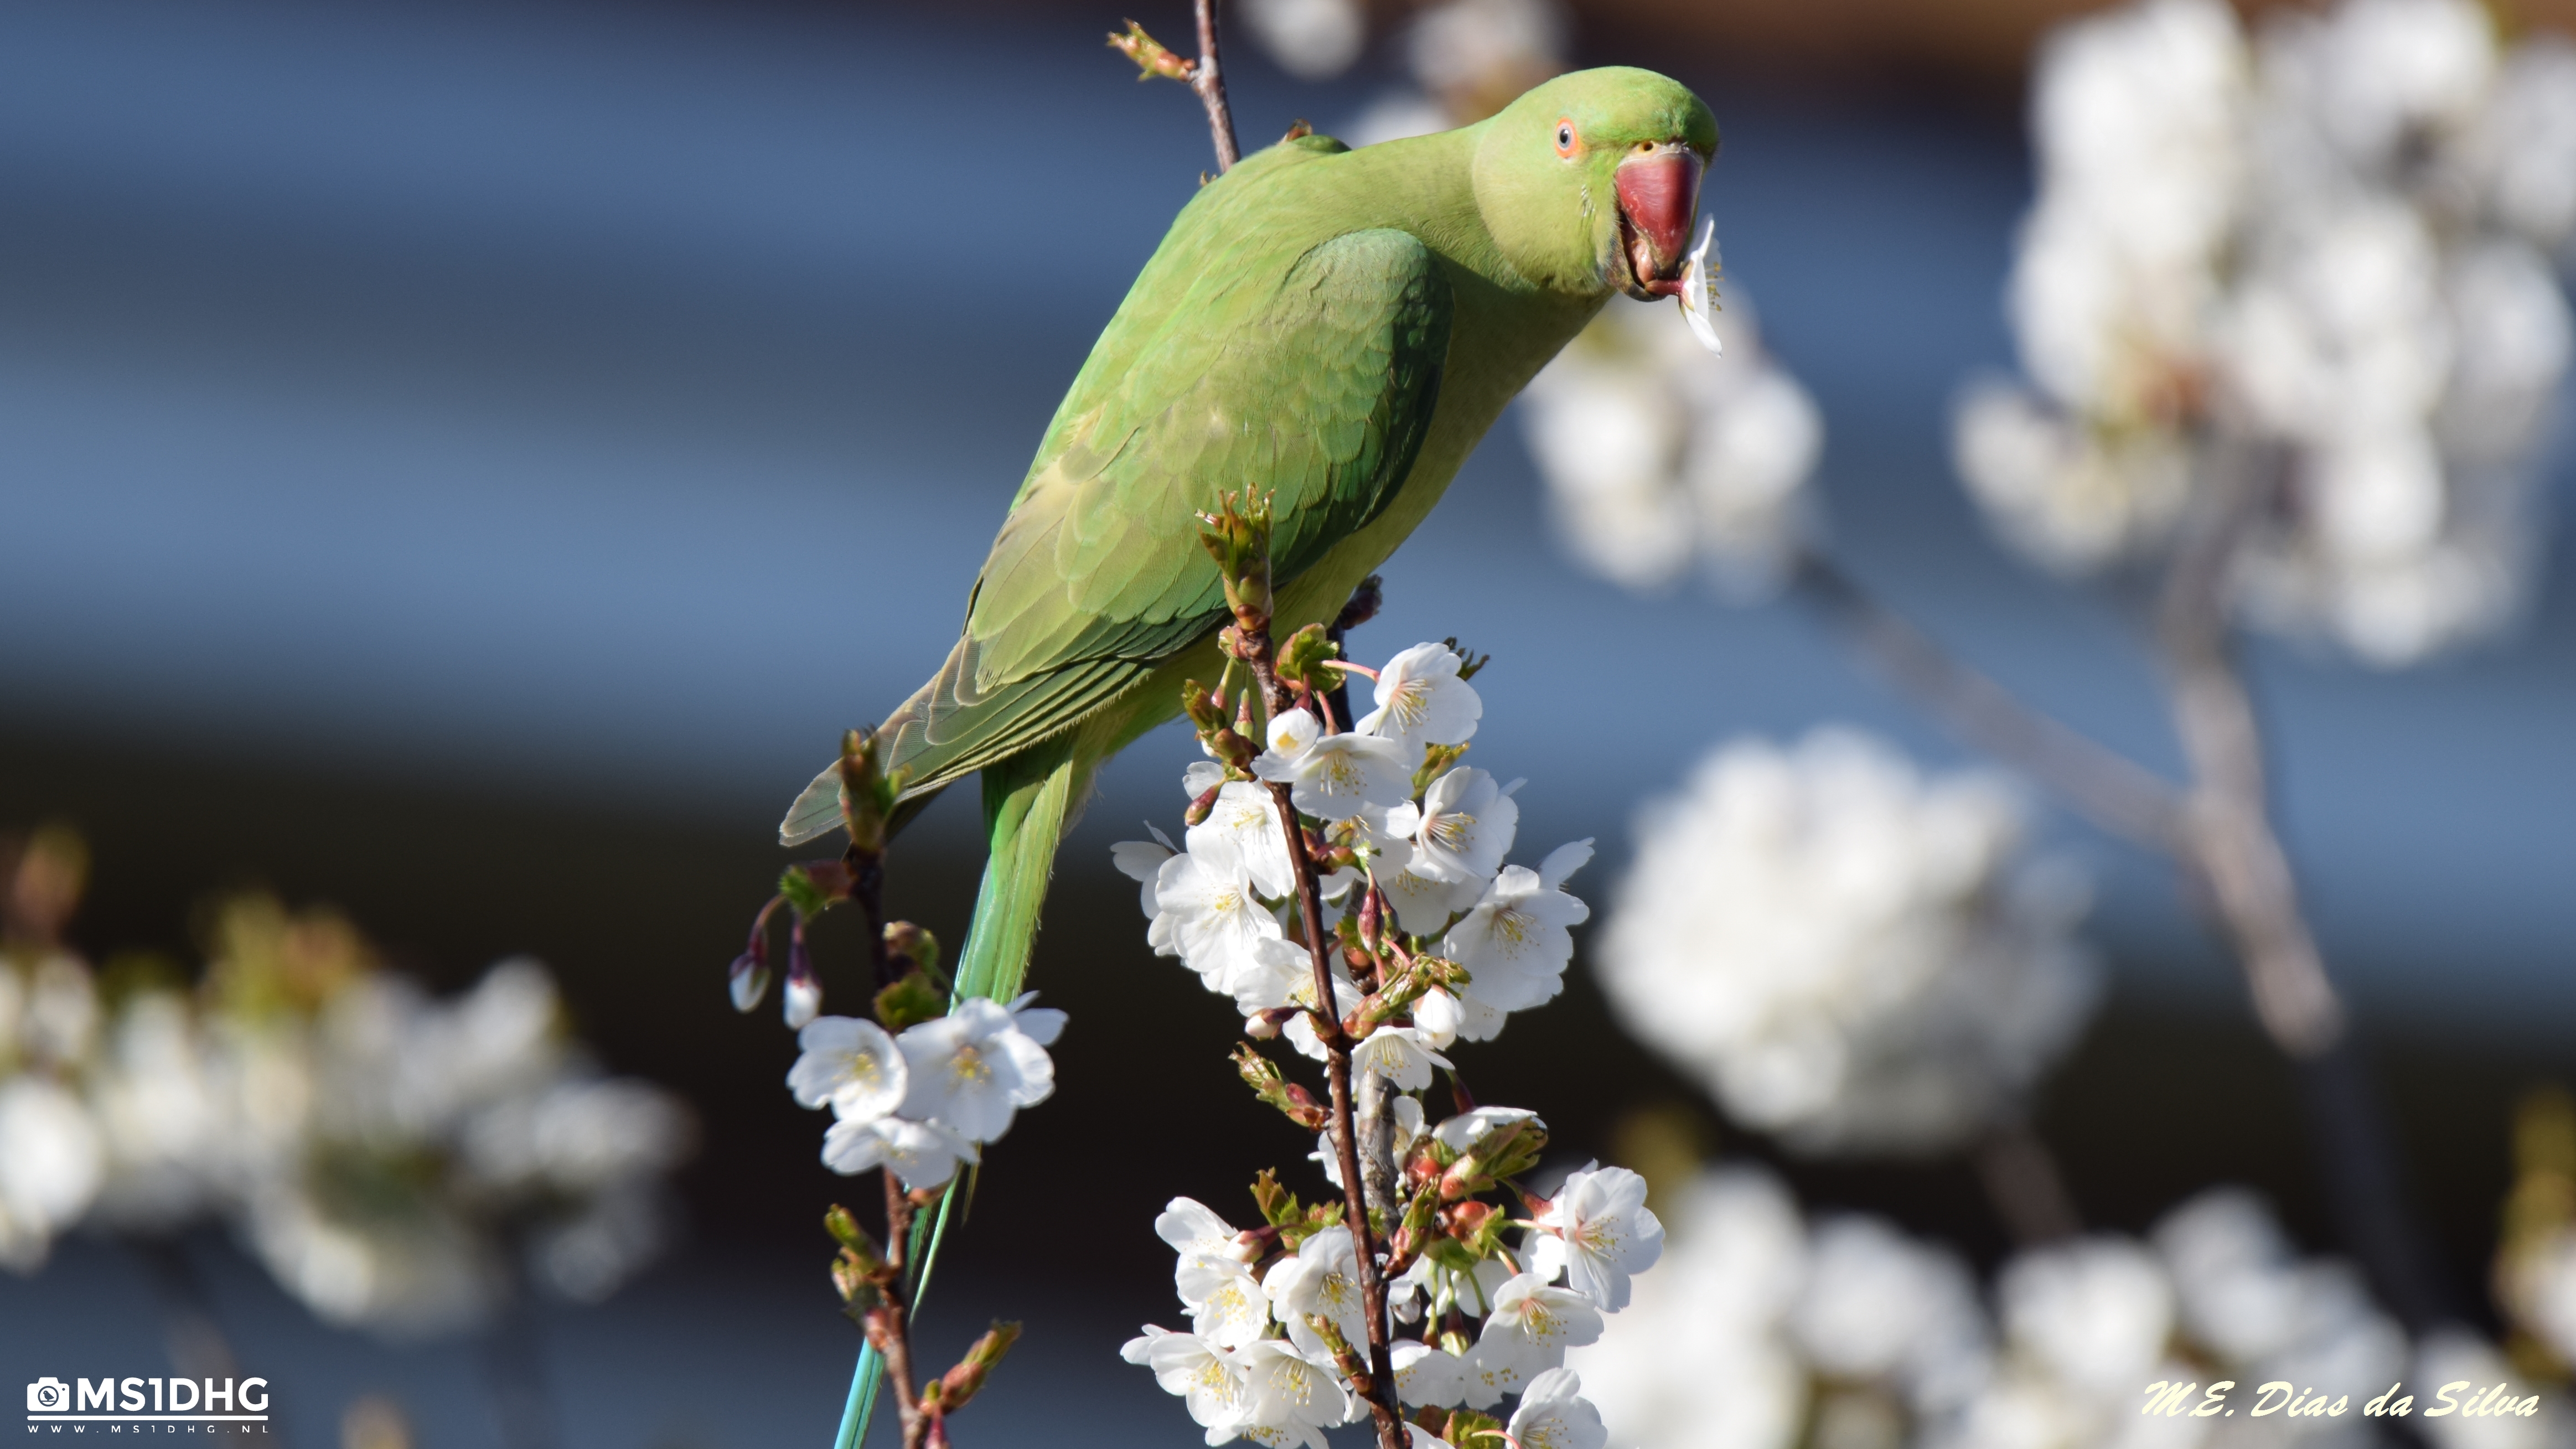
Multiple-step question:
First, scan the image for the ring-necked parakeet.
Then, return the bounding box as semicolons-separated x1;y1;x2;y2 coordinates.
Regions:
781;66;1718;1005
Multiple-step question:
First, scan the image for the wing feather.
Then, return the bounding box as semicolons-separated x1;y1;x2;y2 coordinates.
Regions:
779;223;1452;840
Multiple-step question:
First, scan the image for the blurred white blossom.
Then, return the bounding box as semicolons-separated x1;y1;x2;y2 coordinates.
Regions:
1568;1168;1856;1449
2506;1226;2576;1372
236;953;691;1331
1576;1168;2516;1449
0;1076;104;1270
2414;1329;2557;1449
1787;1214;1988;1414
1405;0;1565;122
1523;293;1824;597
0;889;694;1333
1237;0;1366;81
1597;729;2101;1155
1960;0;2576;665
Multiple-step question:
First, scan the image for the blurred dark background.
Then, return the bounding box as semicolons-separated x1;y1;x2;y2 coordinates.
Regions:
2;0;2570;1442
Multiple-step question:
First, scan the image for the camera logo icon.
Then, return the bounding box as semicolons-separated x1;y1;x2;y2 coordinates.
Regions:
26;1377;70;1412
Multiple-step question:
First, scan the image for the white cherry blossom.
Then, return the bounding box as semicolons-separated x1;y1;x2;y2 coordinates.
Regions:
820;1114;973;1191
1471;1272;1606;1397
1433;1106;1543;1155
1351;1026;1451;1091
1786;1213;1989;1410
1253;709;1416;821
1238;0;1366;81
893;996;1057;1143
1227;936;1350;1018
1111;826;1178;923
1156;847;1285;990
1390;1254;1514;1324
781;968;822;1031
784;1016;908;1122
1998;1236;2176;1396
1265;1225;1370;1357
1566;1166;1813;1447
1121;1326;1254;1435
1393;1338;1470;1408
1506;1366;1609;1449
1597;729;2099;1154
1953;0;2575;666
1180;1252;1273;1349
1156;1196;1250;1259
1373;857;1482;938
1529;1164;1665;1312
1522;286;1820;597
1281;975;1369;1063
1356;643;1483;755
1411;767;1519;884
1192;782;1299;900
1440;842;1593;1038
1232;1338;1356;1447
1411;986;1465;1049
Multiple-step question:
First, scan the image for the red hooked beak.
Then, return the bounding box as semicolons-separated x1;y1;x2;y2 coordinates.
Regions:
1614;147;1702;298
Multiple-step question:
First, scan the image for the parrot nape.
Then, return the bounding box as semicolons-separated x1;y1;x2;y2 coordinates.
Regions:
780;66;1718;1009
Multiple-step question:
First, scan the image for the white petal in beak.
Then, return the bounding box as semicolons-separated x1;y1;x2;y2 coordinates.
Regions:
1675;218;1721;355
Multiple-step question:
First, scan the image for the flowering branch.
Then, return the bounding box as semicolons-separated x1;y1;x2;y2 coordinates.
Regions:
1202;496;1407;1447
739;729;1064;1448
1108;0;1239;174
1117;504;1652;1447
827;1198;1021;1449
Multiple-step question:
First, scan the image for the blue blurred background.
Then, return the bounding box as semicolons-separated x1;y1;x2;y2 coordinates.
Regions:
1;0;2569;1442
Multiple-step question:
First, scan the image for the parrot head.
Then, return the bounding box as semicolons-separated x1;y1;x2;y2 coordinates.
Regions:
1471;67;1720;302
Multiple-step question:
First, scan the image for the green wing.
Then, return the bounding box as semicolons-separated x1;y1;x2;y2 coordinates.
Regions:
780;226;1452;844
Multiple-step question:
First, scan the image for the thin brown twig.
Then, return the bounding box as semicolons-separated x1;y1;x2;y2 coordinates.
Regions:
1789;548;2190;853
1973;1122;2082;1246
1192;0;1240;172
2151;452;2347;1059
877;1171;932;1449
2148;446;2468;1328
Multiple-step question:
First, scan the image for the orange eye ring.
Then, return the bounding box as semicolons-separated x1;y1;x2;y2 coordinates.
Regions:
1554;118;1577;158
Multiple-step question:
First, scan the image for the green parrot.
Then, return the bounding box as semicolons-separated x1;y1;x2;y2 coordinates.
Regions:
780;66;1718;1006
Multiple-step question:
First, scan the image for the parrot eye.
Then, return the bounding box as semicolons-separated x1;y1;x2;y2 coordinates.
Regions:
1554;120;1576;157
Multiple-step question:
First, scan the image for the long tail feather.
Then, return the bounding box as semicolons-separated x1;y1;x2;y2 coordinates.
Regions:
954;743;1080;1003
